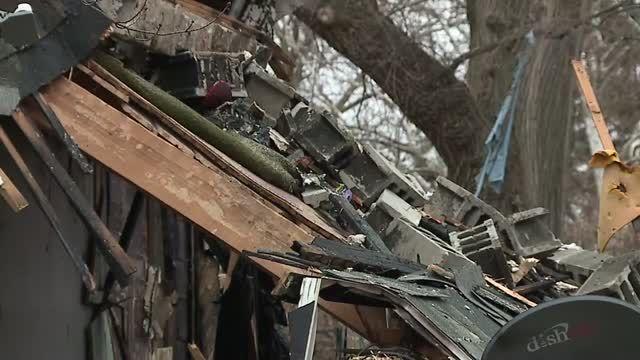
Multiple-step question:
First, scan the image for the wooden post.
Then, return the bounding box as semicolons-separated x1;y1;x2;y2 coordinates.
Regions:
572;60;615;151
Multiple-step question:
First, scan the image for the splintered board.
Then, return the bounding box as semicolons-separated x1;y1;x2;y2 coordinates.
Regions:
29;77;395;342
35;77;304;260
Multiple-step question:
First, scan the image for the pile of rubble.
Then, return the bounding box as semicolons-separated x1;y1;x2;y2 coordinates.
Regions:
140;46;640;357
152;47;639;301
3;1;640;359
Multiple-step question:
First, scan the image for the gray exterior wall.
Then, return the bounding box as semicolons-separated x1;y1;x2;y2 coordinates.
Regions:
0;121;92;360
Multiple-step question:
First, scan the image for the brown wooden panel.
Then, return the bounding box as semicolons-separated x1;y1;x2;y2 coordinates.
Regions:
39;77;306;266
36;76;393;343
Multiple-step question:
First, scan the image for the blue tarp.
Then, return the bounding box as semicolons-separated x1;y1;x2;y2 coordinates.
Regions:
475;32;535;196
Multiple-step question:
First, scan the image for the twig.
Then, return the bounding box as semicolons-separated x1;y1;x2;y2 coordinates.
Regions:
448;2;640;70
113;1;230;37
116;0;148;25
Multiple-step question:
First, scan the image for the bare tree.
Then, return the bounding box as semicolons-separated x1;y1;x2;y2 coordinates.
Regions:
276;0;640;244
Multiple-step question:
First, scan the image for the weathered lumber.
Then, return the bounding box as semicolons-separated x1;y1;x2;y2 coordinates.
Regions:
0;121;96;292
13;107;136;286
40;76;396;344
82;59;343;241
93;51;301;194
41;77;303;267
102;190;145;302
485;277;537;308
34;92;94;174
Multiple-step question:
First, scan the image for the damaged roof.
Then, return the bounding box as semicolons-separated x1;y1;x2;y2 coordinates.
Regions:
3;1;640;359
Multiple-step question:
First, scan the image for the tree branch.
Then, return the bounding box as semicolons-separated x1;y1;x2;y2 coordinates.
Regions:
295;0;488;186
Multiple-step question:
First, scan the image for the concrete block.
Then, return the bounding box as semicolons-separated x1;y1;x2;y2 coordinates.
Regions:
278;104;356;171
365;190;421;239
339;144;428;208
338;147;390;208
424;176;517;248
425;177;560;258
507;208;562;258
425;176;507;226
543;244;612;284
245;62;296;119
0;4;39;48
576;252;640;305
373;189;422;226
364;144;428;207
450;219;511;285
381;218;469;267
301;188;329;208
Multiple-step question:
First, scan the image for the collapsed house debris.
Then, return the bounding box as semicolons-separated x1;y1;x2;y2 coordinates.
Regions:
2;1;640;360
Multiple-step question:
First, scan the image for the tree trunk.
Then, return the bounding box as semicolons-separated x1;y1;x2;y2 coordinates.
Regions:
466;0;589;234
295;0;489;187
297;0;588;235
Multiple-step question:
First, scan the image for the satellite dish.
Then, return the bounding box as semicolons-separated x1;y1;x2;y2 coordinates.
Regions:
482;295;640;360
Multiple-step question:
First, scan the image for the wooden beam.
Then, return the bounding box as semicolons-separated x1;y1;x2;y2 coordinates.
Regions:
485;276;537;308
39;76;398;343
572;59;615;151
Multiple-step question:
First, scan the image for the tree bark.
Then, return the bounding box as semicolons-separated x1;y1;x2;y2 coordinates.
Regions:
296;0;588;236
466;0;589;234
295;0;489;187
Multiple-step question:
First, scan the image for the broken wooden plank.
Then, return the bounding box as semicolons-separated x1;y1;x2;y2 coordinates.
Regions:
13;106;137;286
485;276;536;308
0;122;96;292
196;240;220;360
75;64;130;103
0;166;28;212
40;76;394;343
42;76;305;267
152;347;173;360
572;60;615;151
84;59;344;241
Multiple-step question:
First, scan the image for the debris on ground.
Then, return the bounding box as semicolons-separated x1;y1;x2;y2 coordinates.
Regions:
2;1;640;360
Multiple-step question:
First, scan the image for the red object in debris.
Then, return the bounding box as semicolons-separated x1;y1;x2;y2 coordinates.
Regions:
297;156;314;168
351;194;364;208
202;80;232;109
